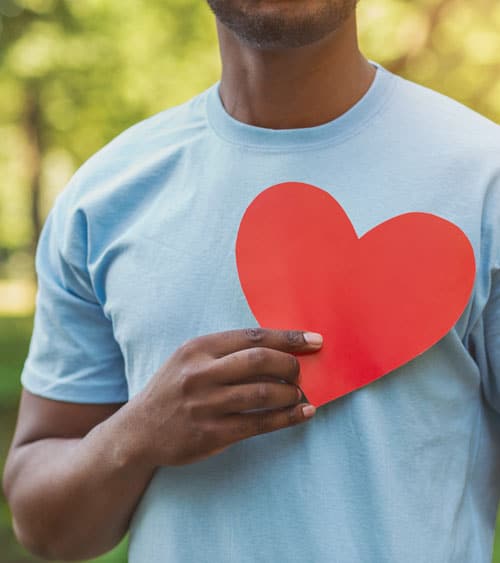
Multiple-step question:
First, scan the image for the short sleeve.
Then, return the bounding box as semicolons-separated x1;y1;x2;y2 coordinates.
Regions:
21;183;128;404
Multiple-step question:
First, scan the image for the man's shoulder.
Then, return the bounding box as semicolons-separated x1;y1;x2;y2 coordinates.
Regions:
388;68;499;157
59;86;211;209
94;86;209;157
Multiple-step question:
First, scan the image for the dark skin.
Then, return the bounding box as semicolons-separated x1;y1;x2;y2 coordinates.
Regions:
3;1;374;559
3;329;321;560
208;0;375;129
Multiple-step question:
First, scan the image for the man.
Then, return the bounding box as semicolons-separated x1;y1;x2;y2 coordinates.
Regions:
3;1;500;561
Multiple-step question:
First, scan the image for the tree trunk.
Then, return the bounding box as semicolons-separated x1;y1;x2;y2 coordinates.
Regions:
23;86;43;260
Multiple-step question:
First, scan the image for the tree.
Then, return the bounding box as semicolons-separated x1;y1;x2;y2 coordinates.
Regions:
0;0;219;274
0;0;498;277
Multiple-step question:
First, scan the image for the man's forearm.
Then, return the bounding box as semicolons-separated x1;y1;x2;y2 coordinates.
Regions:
3;403;154;561
4;328;320;560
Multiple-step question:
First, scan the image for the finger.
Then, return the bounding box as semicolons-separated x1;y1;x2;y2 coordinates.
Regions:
212;347;301;385
213;382;302;414
223;402;316;443
195;327;323;359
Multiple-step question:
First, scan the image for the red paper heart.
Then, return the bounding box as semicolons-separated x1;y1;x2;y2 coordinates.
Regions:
235;182;476;407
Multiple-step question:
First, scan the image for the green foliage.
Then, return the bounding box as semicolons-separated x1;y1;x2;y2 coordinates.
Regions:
0;315;32;402
0;0;220;261
0;0;499;262
358;0;500;119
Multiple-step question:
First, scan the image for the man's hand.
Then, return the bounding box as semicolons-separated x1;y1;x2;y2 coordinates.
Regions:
3;327;322;560
126;327;322;467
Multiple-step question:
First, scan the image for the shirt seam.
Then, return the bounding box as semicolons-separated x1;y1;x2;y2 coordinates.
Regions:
203;73;399;153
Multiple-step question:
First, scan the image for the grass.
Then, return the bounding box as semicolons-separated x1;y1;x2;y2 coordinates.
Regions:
0;316;33;404
0;313;499;561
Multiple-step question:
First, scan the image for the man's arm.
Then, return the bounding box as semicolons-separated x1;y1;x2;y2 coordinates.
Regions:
3;390;155;561
3;327;320;561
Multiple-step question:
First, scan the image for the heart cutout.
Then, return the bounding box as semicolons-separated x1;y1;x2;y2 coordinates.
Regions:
235;182;476;407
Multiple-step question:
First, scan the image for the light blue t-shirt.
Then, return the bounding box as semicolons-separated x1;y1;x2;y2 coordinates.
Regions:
21;60;500;562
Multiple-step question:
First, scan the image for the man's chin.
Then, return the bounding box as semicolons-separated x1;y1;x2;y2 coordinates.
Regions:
208;0;357;50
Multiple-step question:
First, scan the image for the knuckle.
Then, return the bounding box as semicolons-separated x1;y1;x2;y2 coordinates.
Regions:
227;389;245;409
178;366;195;394
244;327;266;344
177;338;198;360
287;407;300;426
190;427;207;453
184;398;205;420
233;420;251;438
178;364;204;395
254;383;269;406
284;330;305;348
247;347;268;370
199;421;218;446
255;414;267;434
255;413;269;435
288;354;300;378
286;385;300;404
190;421;217;450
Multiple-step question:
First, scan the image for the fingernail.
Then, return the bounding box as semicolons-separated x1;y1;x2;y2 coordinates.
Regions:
302;404;316;418
304;332;323;346
296;387;303;400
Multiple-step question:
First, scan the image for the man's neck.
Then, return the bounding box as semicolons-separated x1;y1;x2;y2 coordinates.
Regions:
215;11;375;130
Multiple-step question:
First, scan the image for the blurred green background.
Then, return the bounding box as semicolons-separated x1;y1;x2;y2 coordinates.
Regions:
0;0;499;561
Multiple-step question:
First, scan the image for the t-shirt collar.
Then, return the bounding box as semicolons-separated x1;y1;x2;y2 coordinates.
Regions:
205;59;396;150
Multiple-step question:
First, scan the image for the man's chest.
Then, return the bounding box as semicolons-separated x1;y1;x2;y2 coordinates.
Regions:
93;172;485;399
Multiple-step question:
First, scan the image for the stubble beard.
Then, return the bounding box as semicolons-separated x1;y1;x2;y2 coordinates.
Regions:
206;0;358;49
